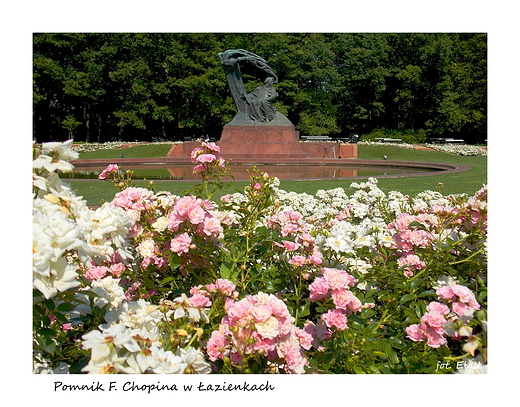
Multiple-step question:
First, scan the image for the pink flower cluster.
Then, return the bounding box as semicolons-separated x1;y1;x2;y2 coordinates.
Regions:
167;195;223;255
191;142;226;175
465;185;487;231
406;284;480;348
269;210;303;237
110;183;224;274
84;253;127;281
309;268;362;331
111;187;156;236
206;292;313;373
269;210;323;268
388;213;436;276
406;301;450;348
436;284;481;317
189;278;239;309
85;263;126;281
112;187;155;212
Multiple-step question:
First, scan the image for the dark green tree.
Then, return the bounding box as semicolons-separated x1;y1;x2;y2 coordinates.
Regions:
33;33;487;144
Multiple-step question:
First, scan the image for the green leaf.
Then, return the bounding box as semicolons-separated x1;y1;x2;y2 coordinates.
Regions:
400;293;416;303
220;262;232;279
169;254;182;270
36;335;56;356
361;308;375;319
353;366;365;374
298;301;311;318
409;277;423;291
57;303;75;312
44;299;55;311
369;365;381;374
160;276;176;284
417;290;436;298
389;351;400;365
53;312;68;323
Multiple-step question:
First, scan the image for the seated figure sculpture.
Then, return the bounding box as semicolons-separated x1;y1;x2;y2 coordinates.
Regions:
245;76;278;122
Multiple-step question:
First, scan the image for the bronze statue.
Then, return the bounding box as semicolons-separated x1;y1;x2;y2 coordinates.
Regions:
218;49;280;124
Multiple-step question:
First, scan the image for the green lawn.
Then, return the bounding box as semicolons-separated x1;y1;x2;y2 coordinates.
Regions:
76;143;173;159
67;144;487;206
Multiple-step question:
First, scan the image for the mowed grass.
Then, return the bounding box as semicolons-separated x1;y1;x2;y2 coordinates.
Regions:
67;144;487;206
77;143;173;159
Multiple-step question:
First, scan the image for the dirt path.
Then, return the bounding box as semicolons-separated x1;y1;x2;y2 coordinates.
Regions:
412;144;436;151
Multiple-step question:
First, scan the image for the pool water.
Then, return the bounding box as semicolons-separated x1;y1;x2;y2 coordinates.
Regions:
62;163;437;181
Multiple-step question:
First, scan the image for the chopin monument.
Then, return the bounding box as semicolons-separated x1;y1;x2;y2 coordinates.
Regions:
167;49;357;161
218;49;291;126
217;49;307;158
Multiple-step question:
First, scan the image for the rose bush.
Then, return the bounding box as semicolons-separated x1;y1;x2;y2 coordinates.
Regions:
33;140;487;374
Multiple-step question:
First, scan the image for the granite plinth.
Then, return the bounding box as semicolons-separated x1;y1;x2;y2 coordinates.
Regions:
166;114;358;160
218;124;307;159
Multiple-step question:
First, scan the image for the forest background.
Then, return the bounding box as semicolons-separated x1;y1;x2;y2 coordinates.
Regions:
33;32;487;144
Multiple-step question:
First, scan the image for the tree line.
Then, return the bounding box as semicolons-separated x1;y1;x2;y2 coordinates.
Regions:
33;33;487;144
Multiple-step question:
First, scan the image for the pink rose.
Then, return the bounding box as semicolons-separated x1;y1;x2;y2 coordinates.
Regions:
109;262;126;277
190;285;205;295
282;223;299;237
190;147;204;160
424;326;447;348
268;297;288;317
85;265;109;281
187;204;206;225
174;196;198;217
196;153;217;163
289;255;307;266
214;279;236;297
295;328;314;350
98;164;119;180
322;268;356;290
406;324;426;342
398;253;426;271
331;289;362;312
282;240;299;251
309;250;323;266
190;293;212;308
281;344;306;373
421;311;447;331
287;210;302;221
192;164;205;173
253;337;276;355
170;233;192;255
167;212;184;231
451;285;477;305
201;217;223;236
309;277;330;301
229;351;243;365
252;305;272;323
436;285;455;301
452;301;471;317
206;331;228;361
226;298;251;322
427;301;450;315
321;308;348;331
202;141;220;153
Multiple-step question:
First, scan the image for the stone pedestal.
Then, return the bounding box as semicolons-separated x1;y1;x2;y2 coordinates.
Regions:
215;111;306;159
218;124;307;159
166;111;358;161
